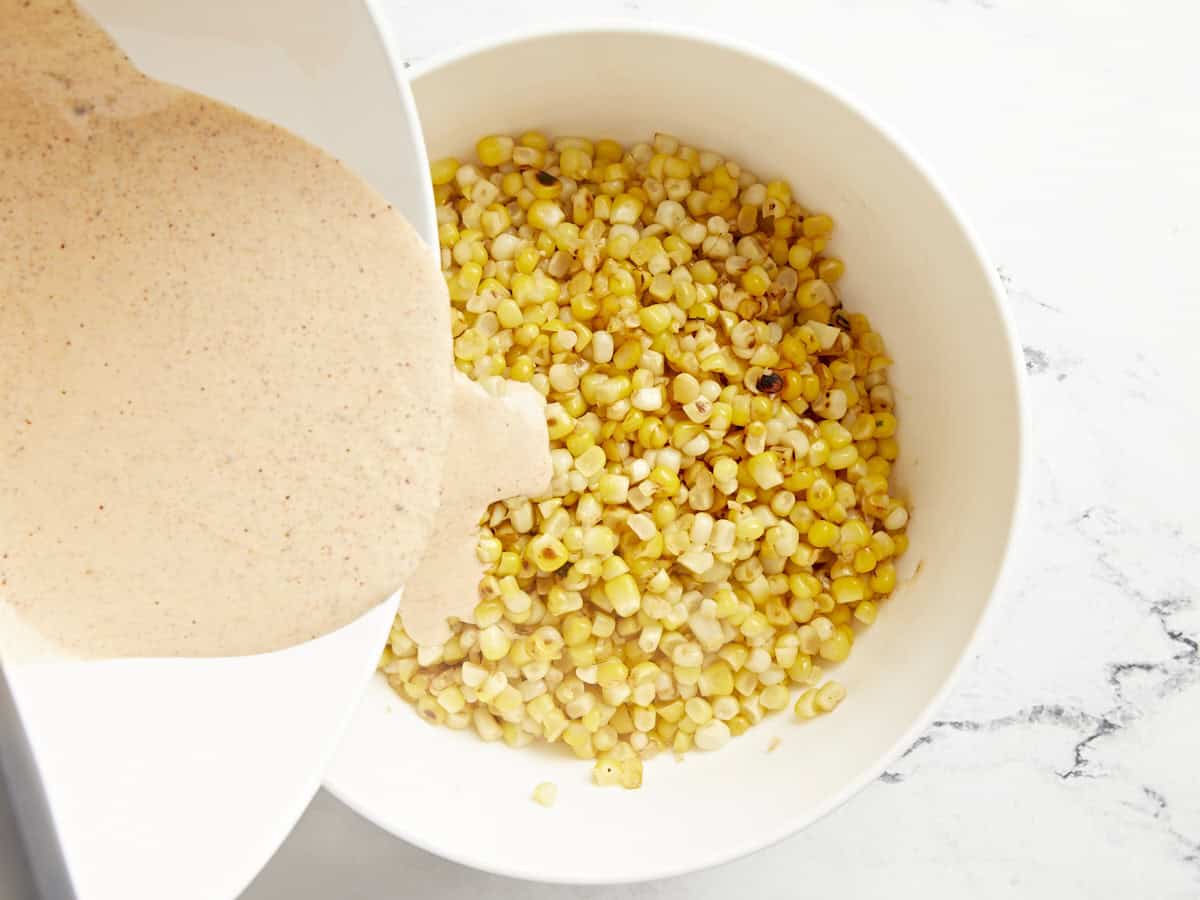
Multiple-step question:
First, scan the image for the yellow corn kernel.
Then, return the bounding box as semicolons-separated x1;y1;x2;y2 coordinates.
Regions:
592;759;621;787
853;600;878;625
562;612;593;646
430;157;459;186
479;625;512;661
727;715;750;737
787;653;813;684
639;304;674;335
853;547;878;573
794;688;819;719
796;278;833;309
527;199;565;231
735;513;765;542
594;658;629;687
741;265;771;296
616;757;643;789
871;562;897;594
818;628;852;663
644;466;677;497
684;697;713;725
759;684;790;712
815;680;846;712
808;519;839;548
746;452;783;490
699;661;734;696
604;573;642;617
802;214;834;238
476;134;514;166
831;575;867;605
817;257;845;282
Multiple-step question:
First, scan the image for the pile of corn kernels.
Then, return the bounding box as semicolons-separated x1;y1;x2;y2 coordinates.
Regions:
378;131;908;789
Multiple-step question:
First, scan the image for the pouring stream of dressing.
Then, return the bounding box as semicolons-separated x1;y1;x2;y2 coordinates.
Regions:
0;0;547;660
400;374;552;646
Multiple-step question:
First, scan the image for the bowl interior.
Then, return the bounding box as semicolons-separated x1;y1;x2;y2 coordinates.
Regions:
326;28;1024;884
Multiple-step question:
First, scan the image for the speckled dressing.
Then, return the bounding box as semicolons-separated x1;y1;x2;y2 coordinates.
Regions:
0;0;456;658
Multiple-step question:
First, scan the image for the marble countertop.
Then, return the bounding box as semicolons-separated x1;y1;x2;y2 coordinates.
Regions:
4;1;1197;897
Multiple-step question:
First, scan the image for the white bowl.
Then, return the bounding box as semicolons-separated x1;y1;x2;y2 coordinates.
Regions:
325;25;1028;884
0;3;433;898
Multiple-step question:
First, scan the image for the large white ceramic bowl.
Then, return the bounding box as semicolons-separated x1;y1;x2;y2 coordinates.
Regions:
326;25;1028;885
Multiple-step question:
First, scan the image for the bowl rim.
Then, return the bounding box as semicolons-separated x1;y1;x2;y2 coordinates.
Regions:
325;18;1031;885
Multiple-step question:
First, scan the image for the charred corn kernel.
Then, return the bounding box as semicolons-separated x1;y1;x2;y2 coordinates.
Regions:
528;534;569;572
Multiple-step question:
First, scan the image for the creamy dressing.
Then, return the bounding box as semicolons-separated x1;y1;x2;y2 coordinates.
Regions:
400;374;552;646
0;0;547;660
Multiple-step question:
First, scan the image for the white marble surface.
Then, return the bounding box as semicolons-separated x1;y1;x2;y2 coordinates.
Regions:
3;0;1198;897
